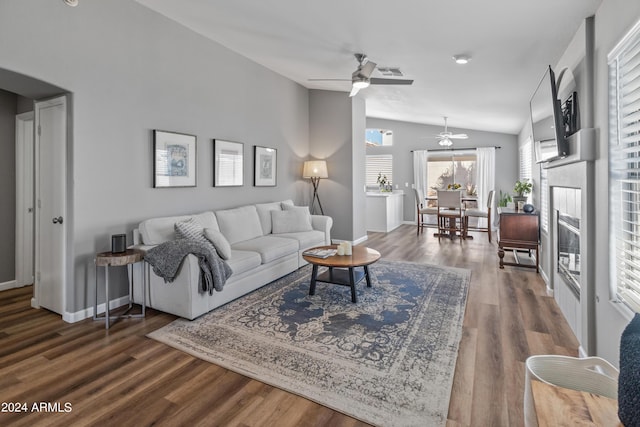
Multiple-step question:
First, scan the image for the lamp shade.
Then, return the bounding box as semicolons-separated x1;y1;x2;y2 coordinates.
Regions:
302;160;328;178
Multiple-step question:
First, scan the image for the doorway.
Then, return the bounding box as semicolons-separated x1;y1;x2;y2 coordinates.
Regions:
1;68;70;319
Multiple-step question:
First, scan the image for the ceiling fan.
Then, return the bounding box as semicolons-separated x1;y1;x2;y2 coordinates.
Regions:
436;117;468;147
309;53;413;97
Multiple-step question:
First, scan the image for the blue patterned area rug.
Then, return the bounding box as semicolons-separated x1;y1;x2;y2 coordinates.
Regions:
148;260;470;426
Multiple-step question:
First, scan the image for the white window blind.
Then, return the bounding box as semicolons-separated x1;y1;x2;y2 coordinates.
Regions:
366;154;393;186
609;19;640;313
540;166;549;233
520;139;533;182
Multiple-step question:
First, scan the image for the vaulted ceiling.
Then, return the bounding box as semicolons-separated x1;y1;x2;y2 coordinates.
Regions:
135;0;602;135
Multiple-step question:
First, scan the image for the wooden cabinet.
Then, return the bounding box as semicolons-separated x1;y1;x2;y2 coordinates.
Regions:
497;207;540;272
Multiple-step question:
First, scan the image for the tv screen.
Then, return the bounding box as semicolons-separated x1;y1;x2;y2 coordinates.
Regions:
530;66;568;163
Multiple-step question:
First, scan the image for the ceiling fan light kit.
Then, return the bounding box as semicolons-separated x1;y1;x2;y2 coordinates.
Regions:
352;78;370;89
435;116;468;147
453;55;471;65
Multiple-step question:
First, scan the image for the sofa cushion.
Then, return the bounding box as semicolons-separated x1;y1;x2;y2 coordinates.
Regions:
232;236;299;264
216;205;263;245
275;230;325;250
175;217;210;245
282;203;311;217
255;202;283;235
204;228;232;260
271;209;313;234
225;250;262;275
140;211;218;245
281;199;294;208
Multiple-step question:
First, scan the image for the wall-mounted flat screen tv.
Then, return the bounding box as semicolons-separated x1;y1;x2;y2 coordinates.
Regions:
530;66;568;163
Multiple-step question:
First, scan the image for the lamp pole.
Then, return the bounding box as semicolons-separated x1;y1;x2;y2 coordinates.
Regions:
310;176;324;215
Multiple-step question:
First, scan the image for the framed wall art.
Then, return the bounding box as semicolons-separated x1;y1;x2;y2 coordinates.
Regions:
254;146;277;187
213;139;244;187
153;130;197;188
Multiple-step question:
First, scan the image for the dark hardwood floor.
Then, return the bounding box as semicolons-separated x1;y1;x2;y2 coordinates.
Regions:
0;225;579;426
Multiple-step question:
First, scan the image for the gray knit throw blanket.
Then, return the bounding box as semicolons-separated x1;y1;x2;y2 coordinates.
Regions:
145;239;233;294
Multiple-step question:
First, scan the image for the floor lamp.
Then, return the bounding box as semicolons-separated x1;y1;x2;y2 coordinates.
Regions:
303;160;328;215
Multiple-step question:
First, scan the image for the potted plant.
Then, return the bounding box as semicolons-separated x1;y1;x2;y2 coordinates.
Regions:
498;190;512;208
377;172;391;192
513;179;532;204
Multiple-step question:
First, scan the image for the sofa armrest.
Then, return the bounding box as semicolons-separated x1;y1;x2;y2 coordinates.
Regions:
311;215;333;245
129;243;156;254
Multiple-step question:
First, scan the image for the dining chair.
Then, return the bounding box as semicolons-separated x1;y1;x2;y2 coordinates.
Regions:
414;188;438;234
436;190;464;242
464;190;495;242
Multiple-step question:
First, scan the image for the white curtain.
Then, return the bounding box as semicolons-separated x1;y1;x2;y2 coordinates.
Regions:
475;147;495;228
413;150;428;194
413;150;428;220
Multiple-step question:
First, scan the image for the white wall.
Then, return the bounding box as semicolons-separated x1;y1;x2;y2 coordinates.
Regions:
518;0;640;364
308;90;367;242
351;98;367;242
0;90;17;283
0;0;310;313
367;117;519;222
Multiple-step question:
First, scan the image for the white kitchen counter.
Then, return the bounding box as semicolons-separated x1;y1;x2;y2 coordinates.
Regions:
365;191;404;232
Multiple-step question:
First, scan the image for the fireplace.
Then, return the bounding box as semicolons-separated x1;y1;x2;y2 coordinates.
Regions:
557;212;580;297
545;131;595;355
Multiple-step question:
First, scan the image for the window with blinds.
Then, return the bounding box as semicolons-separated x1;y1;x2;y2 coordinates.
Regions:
609;19;640;313
520;139;533;182
366;154;393;186
540;166;549;233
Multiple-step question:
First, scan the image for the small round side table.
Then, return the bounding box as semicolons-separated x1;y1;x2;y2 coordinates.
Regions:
94;249;146;329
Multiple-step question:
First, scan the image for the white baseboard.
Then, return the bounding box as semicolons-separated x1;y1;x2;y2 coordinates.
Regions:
0;280;18;292
539;269;553;296
332;235;368;246
353;235;368;245
63;295;131;323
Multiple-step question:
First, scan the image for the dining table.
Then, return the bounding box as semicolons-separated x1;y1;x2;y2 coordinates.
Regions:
425;196;478;239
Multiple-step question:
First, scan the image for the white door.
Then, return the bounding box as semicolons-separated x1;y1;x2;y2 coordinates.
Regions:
15;112;35;288
34;96;67;315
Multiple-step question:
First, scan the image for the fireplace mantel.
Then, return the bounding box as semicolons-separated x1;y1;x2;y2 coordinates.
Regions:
543;128;596;169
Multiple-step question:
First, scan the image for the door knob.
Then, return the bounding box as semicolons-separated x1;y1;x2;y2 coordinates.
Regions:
52;216;64;224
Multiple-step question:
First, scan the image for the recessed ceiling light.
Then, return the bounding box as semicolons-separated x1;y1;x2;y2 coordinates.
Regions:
453;55;470;65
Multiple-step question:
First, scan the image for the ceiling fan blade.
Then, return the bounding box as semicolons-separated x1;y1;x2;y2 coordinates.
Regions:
308;78;351;82
349;85;361;97
370;77;413;85
359;61;377;78
450;134;469;139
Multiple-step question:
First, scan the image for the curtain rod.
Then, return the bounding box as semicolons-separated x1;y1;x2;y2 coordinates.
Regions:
410;146;501;152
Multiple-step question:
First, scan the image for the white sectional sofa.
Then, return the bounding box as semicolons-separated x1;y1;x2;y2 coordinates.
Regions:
132;200;332;319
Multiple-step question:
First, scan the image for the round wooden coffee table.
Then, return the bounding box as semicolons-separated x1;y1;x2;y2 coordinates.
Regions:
303;245;381;303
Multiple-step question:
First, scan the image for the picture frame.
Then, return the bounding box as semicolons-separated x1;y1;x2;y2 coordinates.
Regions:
254;146;277;187
153;130;197;188
213;139;244;187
